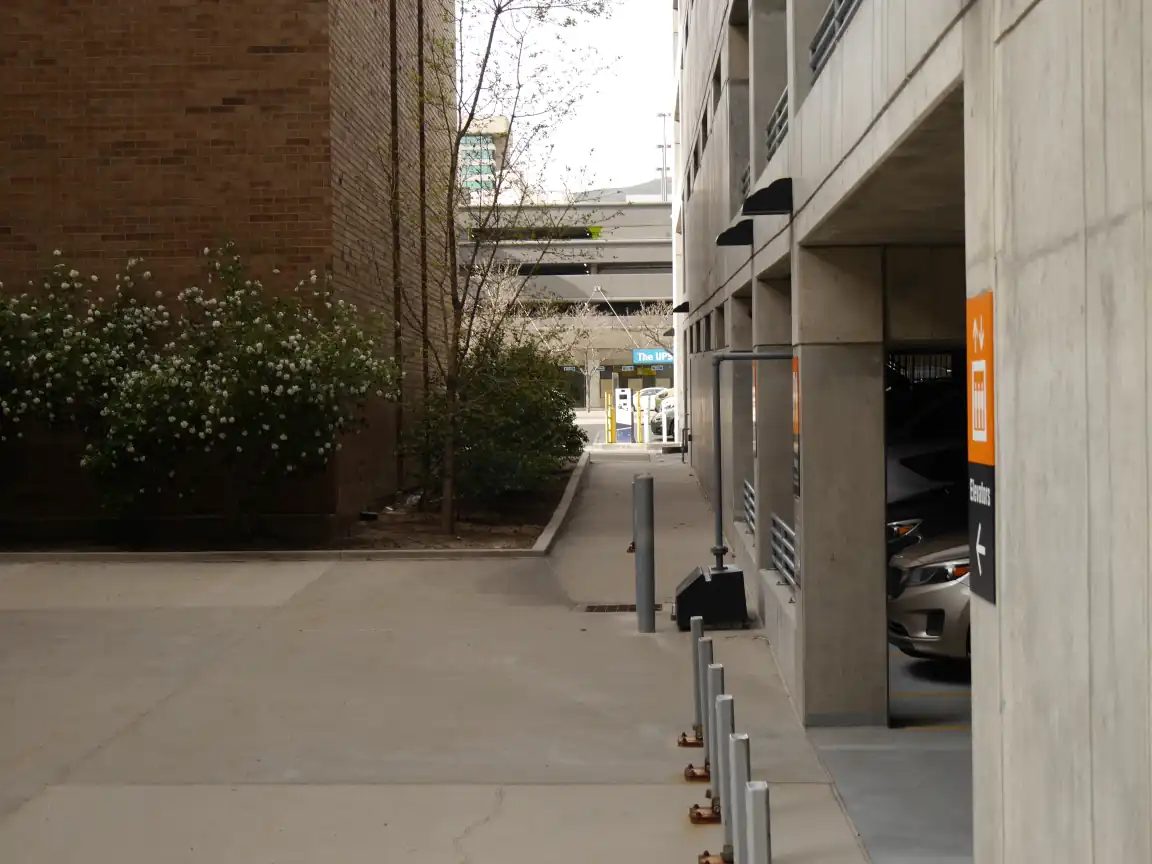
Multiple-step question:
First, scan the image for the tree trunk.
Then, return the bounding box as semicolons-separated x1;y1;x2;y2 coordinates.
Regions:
439;370;457;534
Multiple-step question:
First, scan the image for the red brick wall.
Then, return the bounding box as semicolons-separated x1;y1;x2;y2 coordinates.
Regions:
327;0;453;514
0;0;454;531
0;0;333;284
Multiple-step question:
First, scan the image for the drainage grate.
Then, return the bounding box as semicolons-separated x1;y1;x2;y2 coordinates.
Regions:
580;603;664;613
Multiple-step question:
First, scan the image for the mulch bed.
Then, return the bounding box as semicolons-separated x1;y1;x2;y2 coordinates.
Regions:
0;467;576;552
338;468;574;550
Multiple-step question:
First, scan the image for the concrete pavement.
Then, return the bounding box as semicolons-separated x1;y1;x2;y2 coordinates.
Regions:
0;454;869;863
573;409;606;444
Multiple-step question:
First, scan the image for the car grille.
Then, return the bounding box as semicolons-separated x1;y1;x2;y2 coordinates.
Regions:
887;566;906;600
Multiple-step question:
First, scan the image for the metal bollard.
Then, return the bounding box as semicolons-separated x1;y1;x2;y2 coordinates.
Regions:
746;781;772;864
684;637;713;780
678;616;705;747
714;696;735;853
688;662;725;823
706;663;725;782
633;474;656;633
728;734;751;864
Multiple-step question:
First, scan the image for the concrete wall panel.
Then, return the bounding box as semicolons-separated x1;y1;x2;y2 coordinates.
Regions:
877;0;908;99
1082;2;1151;860
838;0;876;151
904;0;964;71
969;0;1152;861
998;243;1092;864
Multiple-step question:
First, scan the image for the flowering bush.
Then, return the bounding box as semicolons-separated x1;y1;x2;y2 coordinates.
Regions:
0;246;400;509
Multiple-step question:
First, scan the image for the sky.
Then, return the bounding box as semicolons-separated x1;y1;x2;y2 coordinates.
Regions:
544;0;675;190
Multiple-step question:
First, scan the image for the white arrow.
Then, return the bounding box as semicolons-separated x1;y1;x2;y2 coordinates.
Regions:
975;522;987;576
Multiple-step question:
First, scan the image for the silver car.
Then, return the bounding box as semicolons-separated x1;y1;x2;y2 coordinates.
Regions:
887;532;970;661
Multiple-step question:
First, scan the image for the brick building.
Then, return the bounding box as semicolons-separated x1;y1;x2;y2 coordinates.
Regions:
0;0;453;540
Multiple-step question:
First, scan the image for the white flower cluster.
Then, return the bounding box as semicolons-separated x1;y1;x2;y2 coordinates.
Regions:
1;247;399;506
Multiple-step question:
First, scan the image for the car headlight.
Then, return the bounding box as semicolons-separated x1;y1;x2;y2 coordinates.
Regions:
903;559;969;587
887;519;922;541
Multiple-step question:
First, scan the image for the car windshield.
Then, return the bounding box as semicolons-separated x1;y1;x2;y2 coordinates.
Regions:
899;448;967;484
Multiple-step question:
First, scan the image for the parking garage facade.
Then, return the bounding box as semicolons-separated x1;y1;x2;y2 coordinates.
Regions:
673;1;1152;862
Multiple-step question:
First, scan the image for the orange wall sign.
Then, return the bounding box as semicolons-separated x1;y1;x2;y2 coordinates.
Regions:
791;356;800;497
791;357;800;436
966;291;996;604
967;291;995;467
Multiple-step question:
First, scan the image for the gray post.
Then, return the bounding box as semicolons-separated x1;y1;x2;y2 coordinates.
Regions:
698;637;715;762
706;662;725;777
729;734;751;863
690;616;704;728
715;695;735;849
634;473;656;632
746;781;772;864
710;356;727;570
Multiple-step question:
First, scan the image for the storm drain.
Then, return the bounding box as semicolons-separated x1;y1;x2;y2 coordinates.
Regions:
579;603;664;613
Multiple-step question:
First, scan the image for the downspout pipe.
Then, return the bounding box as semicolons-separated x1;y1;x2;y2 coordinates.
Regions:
709;349;793;570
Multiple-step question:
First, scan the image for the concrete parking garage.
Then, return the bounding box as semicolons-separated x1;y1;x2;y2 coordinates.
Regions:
673;1;1152;862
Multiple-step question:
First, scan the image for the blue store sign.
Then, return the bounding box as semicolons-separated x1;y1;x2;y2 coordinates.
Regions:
632;348;674;365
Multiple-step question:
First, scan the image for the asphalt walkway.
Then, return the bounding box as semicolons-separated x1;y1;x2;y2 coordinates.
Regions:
0;453;869;863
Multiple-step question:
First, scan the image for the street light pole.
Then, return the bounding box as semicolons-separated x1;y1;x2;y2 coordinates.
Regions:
657;112;671;201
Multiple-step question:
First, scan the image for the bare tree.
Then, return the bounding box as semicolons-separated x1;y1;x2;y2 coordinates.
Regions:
629;300;675;351
418;0;615;531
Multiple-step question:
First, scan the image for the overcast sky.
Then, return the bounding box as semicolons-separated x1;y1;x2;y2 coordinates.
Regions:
545;0;675;190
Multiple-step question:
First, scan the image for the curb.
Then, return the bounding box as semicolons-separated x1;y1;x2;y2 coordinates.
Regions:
0;452;592;564
528;449;589;554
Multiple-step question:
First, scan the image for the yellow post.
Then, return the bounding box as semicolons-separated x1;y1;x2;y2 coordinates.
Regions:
607;401;616;443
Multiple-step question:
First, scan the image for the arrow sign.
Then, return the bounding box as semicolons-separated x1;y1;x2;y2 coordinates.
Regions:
968;462;997;603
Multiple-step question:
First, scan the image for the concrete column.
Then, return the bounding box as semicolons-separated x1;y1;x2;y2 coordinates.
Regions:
724;295;754;528
752;276;796;679
749;0;788;177
724;19;749;81
786;0;826;116
966;1;1152;861
753;278;792;571
792;246;886;727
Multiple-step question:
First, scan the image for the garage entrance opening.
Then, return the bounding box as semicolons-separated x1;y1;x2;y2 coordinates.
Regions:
884;348;971;730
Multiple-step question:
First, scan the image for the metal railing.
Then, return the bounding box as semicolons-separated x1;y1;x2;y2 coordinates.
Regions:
741;478;756;535
765;87;789;164
888;350;960;383
809;0;864;81
739;164;751;201
770;513;799;589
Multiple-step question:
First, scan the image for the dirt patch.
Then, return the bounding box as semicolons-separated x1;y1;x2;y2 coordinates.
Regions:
336;467;575;550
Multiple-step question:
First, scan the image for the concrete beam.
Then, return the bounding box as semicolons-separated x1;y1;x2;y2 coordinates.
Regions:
791;246;883;344
884;246;966;344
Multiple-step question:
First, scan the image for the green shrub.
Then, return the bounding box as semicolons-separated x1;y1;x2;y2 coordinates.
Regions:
0;246;400;509
414;339;586;506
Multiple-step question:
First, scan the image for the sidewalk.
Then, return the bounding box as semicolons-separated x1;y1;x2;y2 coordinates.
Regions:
0;454;869;863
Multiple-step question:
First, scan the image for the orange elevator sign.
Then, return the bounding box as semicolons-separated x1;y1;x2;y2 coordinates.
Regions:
967;291;995;467
966;291;996;604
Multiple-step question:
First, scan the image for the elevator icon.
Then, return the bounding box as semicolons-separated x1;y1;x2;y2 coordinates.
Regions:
971;359;987;443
